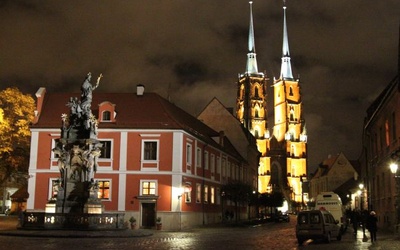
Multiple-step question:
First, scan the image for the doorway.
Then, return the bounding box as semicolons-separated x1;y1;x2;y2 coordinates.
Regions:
141;202;156;228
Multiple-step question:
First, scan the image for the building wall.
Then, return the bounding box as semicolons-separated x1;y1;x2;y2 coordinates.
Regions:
28;127;248;229
363;76;400;231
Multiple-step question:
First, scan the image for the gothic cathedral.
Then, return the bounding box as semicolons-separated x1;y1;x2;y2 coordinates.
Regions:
236;2;308;205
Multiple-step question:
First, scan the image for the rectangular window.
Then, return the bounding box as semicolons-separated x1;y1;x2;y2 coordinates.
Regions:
385;119;390;147
143;141;158;160
50;179;60;199
142;181;157;195
217;156;221;174
210;186;215;204
204;151;209;170
102;111;111;121
186;144;192;166
210;154;215;174
196;183;201;203
204;185;208;203
185;183;192;203
216;188;221;205
196;148;202;167
97;180;110;200
52;139;61;159
99;140;112;159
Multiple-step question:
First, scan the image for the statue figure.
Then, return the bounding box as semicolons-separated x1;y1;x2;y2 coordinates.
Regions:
84;147;101;182
81;72;102;115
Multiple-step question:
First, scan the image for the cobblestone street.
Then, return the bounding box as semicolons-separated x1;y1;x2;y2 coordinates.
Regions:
2;215;400;249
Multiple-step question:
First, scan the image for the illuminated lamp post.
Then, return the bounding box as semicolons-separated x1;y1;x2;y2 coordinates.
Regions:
390;162;400;231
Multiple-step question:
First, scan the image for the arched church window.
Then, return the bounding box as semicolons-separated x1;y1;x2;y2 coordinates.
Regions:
289;86;293;96
254;87;259;98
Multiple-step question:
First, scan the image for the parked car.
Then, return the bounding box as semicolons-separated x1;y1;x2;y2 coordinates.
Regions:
274;211;290;222
296;210;342;245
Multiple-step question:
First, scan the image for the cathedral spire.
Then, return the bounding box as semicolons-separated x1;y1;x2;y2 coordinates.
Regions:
245;1;259;74
280;0;293;80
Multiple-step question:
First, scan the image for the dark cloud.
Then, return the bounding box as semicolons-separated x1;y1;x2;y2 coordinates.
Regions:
0;0;399;172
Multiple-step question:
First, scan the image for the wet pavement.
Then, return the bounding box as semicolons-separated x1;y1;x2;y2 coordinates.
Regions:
2;215;400;250
0;215;153;238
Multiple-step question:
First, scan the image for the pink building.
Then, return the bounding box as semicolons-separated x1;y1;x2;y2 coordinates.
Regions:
27;85;257;230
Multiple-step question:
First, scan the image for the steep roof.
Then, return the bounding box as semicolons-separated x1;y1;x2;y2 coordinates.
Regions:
31;90;240;155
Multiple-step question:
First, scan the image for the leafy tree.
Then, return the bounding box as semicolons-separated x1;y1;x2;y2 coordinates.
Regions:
221;180;253;222
259;191;285;215
0;87;35;191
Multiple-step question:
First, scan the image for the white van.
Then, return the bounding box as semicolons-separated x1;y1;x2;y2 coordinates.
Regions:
314;192;347;233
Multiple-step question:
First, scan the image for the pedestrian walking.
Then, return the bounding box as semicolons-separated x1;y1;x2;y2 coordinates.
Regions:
361;210;368;238
351;209;360;236
366;211;378;242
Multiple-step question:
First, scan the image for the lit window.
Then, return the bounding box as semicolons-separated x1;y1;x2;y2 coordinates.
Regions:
50;179;60;199
143;141;158;160
97;180;110;200
185;183;192;203
142;181;156;195
204;185;208;203
210;186;215;204
196;183;201;203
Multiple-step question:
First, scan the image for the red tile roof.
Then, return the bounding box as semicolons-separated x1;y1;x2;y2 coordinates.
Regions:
31;90;242;156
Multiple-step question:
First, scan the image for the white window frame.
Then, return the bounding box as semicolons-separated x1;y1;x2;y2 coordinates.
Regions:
210;154;215;174
185;182;192;203
204;151;209;170
204;185;208;203
186;143;192;169
196;183;201;203
96;179;112;201
140;180;158;196
101;110;111;122
48;178;60;199
210;186;215;204
196;147;202;168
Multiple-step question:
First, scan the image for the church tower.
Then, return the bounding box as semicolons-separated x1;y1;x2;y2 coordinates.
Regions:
270;2;308;203
236;1;271;195
236;1;308;205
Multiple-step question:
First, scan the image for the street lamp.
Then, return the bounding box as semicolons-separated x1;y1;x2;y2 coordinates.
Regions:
390;162;400;232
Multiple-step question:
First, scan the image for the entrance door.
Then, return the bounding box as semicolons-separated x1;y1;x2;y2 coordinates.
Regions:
141;203;156;228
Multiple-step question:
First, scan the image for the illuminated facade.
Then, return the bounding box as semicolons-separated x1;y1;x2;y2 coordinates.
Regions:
28;86;248;230
236;2;308;204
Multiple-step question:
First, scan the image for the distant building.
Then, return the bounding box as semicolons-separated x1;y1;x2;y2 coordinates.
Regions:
197;97;260;189
235;2;307;205
28;85;250;230
309;153;360;208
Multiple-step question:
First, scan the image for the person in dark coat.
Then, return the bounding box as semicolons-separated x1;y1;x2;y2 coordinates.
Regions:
351;209;360;236
367;211;378;242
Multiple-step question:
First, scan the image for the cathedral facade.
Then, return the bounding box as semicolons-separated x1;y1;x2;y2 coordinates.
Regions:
236;2;308;205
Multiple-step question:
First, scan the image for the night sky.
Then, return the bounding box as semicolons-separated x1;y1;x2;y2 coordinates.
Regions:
0;1;399;173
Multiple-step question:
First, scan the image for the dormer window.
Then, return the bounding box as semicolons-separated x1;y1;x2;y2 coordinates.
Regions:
98;101;116;123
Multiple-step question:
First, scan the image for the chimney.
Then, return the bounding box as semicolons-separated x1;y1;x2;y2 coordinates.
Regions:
137;84;145;96
219;131;225;146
